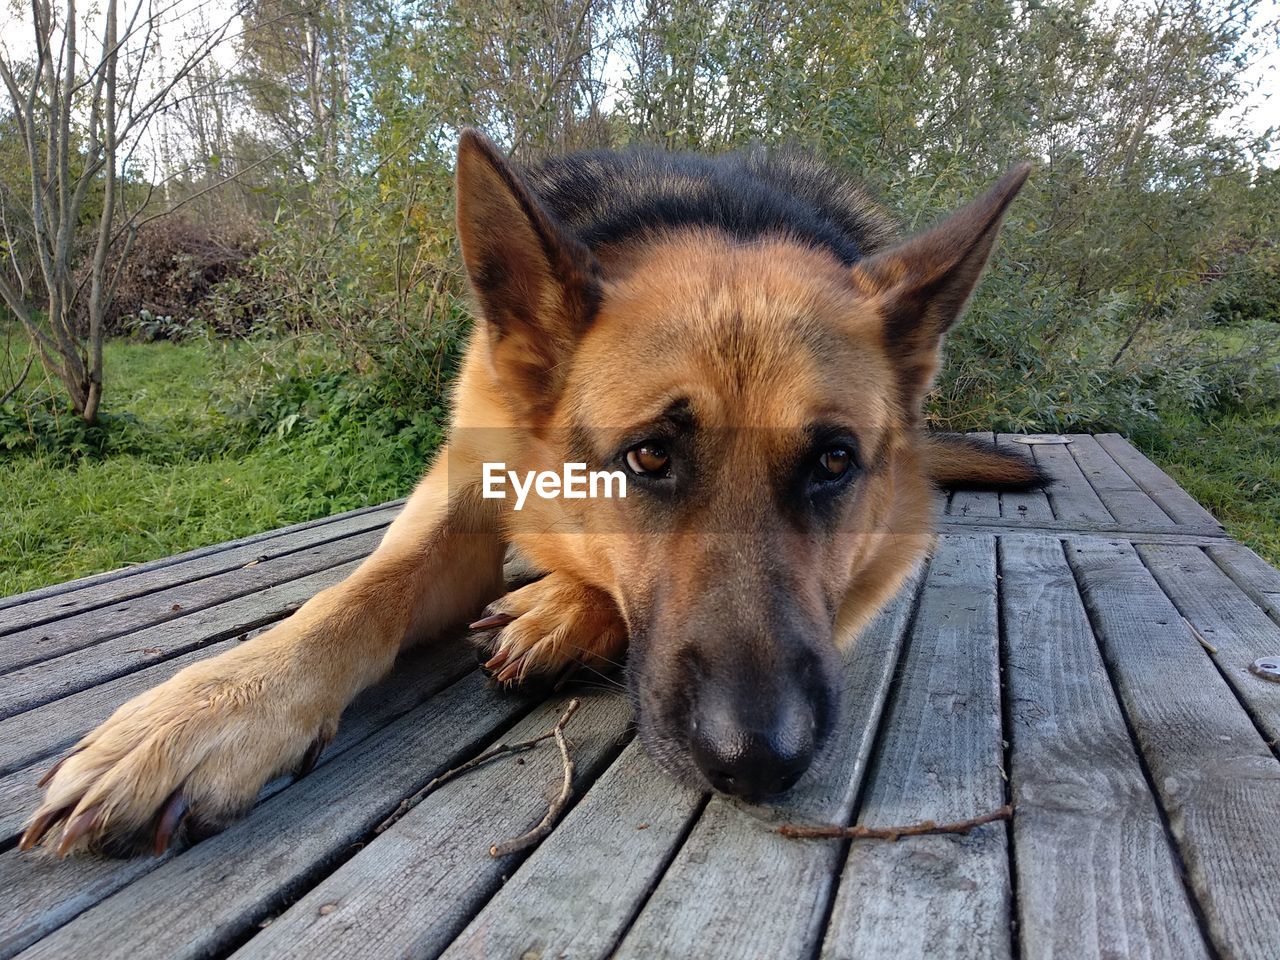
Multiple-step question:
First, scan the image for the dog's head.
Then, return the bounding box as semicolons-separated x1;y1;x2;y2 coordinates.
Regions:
456;131;1027;797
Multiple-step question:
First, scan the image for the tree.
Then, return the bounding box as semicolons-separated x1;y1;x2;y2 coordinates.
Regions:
0;0;241;422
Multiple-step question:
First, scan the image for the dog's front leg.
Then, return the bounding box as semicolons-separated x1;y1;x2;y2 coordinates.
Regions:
21;448;505;856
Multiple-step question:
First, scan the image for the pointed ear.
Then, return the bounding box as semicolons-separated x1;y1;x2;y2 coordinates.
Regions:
455;129;602;419
852;163;1031;419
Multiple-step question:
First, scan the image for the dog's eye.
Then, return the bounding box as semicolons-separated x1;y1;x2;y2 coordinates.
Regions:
813;446;854;483
626;442;671;477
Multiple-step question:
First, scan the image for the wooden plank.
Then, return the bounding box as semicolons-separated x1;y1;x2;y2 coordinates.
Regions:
820;534;1011;960
0;529;382;677
937;518;1228;543
1093;435;1221;528
0;500;402;615
7;671;537;960
1000;536;1209;959
609;566;926;960
0;638;476;957
1068;539;1280;959
232;692;633;960
0;558;364;719
441;741;706;960
0;638;239;779
996;434;1054;522
1207;542;1280;626
1138;544;1280;746
1067;434;1173;526
0;637;474;845
1030;441;1114;524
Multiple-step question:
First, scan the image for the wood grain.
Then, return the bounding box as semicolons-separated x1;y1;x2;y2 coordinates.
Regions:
610;568;926;960
0;531;381;677
820;534;1011;960
1069;539;1280;959
0;558;365;719
1066;434;1172;526
232;692;633;960
1138;543;1280;746
8;671;537;960
440;740;706;960
1093;435;1220;528
1031;442;1114;523
1207;542;1280;627
1000;535;1208;959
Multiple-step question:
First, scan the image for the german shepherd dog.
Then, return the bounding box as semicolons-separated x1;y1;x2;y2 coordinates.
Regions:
22;131;1042;856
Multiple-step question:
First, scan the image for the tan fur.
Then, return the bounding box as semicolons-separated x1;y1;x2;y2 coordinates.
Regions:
23;134;1028;855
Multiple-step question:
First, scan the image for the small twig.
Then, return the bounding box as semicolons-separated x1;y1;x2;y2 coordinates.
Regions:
1183;617;1217;655
374;698;581;836
777;804;1014;841
374;698;582;836
489;698;582;857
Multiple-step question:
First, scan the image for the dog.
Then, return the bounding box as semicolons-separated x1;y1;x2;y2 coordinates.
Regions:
21;130;1042;856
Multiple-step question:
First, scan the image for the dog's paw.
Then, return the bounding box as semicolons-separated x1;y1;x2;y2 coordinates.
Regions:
20;650;338;857
471;573;627;687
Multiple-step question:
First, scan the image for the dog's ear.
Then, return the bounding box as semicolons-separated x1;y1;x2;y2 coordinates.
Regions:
851;164;1031;420
455;129;601;418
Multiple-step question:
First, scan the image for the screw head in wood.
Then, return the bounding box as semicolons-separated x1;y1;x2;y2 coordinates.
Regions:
1250;657;1280;683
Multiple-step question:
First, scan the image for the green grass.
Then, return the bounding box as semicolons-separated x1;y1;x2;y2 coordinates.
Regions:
0;339;437;596
1135;409;1280;566
1;337;1277;597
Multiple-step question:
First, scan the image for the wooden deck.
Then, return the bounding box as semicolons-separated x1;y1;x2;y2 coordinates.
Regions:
2;433;1278;959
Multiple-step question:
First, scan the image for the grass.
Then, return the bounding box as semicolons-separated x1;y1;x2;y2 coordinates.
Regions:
0;339;436;596
1134;409;1280;565
1;336;1276;597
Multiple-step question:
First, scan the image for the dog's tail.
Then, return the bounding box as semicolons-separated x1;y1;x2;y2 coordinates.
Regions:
919;433;1047;490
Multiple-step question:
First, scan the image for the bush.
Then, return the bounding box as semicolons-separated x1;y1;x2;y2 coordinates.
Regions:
76;217;261;339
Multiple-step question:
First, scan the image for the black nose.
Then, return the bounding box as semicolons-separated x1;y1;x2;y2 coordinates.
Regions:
690;701;816;798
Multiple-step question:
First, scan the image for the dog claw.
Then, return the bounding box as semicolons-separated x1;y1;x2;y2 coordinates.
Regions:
154;790;189;855
469;612;515;630
36;747;82;788
19;804;72;852
56;803;103;857
294;731;333;781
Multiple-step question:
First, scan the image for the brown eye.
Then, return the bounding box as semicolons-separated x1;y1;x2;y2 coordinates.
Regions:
814;446;853;482
626;442;670;476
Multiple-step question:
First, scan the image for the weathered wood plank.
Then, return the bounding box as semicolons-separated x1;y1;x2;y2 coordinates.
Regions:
8;671;537;960
0;558;365;719
232;692;633;960
821;534;1011;960
937;517;1228;543
1138;544;1280;747
1067;434;1172;526
0;637;474;845
1030;441;1114;523
996;434;1054;522
1000;535;1208;959
1207;542;1280;627
609;567;925;960
0;529;381;678
0;500;402;616
0;638;476;957
1093;435;1221;528
0;639;238;779
441;740;706;960
1068;540;1280;959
